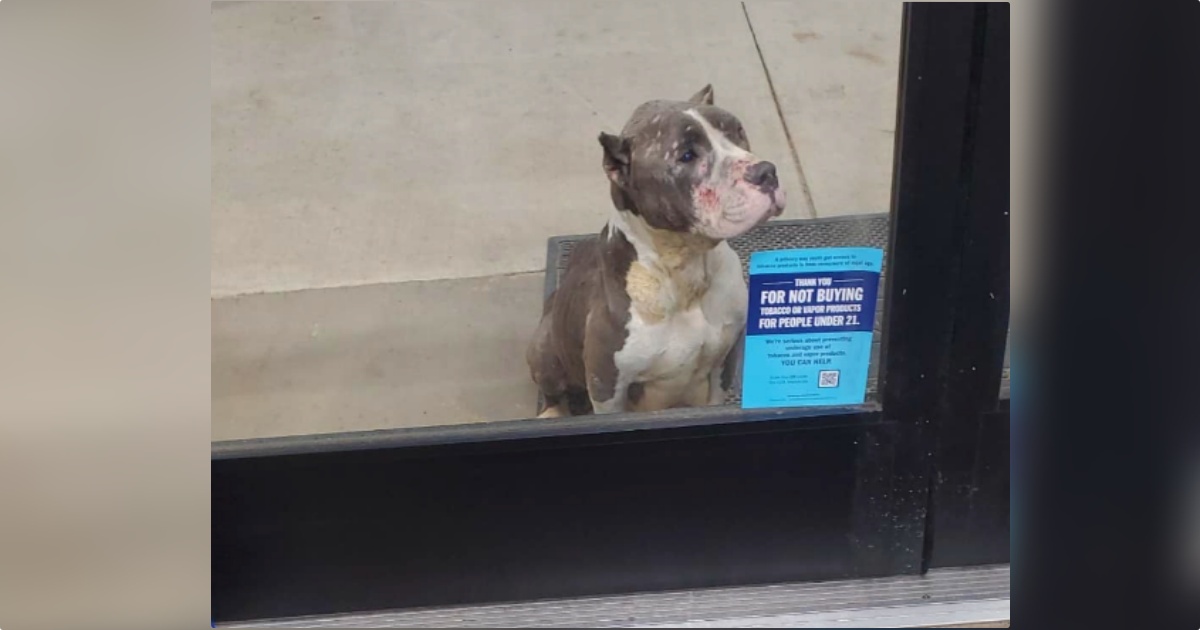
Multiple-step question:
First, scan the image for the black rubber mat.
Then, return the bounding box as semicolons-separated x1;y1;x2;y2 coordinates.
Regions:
540;213;1009;411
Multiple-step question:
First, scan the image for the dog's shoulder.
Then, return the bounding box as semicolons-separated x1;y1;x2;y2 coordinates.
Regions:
560;224;637;314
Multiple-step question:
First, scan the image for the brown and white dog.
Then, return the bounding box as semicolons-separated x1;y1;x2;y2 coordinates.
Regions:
527;85;786;417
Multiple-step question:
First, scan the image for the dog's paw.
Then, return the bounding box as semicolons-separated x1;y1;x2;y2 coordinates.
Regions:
537;405;566;419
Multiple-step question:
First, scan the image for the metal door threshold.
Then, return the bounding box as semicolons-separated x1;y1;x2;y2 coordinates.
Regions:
224;564;1008;628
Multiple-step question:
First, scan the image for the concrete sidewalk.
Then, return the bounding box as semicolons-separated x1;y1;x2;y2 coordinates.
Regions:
211;0;901;440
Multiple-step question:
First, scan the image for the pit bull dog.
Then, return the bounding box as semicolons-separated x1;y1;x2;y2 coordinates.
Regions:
527;85;786;417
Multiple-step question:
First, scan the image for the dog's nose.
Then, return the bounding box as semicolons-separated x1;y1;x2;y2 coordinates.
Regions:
745;161;779;191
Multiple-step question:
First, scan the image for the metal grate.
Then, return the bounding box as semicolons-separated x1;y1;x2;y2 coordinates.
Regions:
545;214;891;409
542;213;1010;410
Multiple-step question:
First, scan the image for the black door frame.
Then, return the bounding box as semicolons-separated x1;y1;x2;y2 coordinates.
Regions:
917;2;1011;569
211;3;1010;623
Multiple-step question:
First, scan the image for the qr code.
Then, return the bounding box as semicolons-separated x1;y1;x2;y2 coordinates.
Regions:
818;370;840;388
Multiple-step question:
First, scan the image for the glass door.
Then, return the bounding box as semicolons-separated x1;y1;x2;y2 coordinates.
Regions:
211;2;1010;623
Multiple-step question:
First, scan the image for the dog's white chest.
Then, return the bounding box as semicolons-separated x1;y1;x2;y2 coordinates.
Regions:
615;243;747;409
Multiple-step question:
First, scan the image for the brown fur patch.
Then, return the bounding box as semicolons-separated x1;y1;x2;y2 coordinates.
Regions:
527;226;636;410
622;226;716;324
625;261;666;322
645;229;716;312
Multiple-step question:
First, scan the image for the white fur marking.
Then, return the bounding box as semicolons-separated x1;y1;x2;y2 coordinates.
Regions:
607;212;747;413
685;109;751;162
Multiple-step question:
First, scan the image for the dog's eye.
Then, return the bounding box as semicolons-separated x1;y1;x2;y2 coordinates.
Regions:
679;149;697;163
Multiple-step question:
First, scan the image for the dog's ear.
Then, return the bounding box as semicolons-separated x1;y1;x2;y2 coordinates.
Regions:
688;84;714;105
598;132;632;187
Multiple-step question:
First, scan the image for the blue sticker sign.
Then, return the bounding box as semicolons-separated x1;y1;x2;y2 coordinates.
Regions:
741;247;883;409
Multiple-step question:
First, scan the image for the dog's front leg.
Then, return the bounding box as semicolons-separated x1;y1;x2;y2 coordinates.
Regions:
708;337;742;406
537;404;568;419
585;363;630;414
583;310;631;414
589;383;628;414
707;366;727;406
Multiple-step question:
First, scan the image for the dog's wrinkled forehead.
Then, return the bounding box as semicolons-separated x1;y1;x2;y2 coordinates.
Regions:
622;100;750;157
